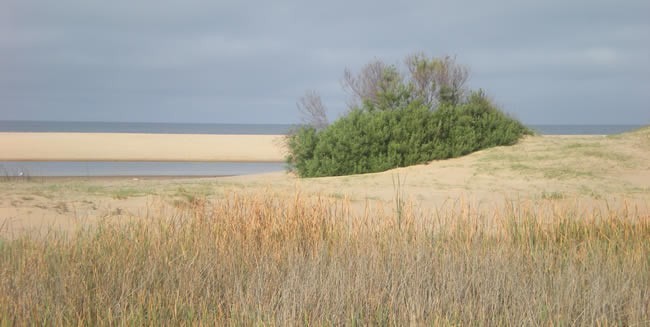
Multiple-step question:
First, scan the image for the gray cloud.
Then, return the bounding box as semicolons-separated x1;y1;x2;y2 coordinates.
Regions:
1;0;648;124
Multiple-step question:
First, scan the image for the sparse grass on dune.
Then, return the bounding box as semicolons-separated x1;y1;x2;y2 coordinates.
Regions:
1;193;648;325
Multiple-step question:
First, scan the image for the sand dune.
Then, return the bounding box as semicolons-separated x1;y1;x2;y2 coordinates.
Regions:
0;133;286;162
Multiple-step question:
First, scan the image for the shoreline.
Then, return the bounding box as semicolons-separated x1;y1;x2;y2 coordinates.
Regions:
0;175;240;181
0;132;286;162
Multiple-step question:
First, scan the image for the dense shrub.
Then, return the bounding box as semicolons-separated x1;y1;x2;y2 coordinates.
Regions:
286;55;532;177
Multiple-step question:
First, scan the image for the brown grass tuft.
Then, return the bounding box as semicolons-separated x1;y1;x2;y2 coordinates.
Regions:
0;192;648;325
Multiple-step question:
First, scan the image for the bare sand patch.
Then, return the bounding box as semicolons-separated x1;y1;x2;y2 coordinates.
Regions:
0;133;286;162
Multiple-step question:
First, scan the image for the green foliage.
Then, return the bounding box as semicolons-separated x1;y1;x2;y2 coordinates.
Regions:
286;56;532;177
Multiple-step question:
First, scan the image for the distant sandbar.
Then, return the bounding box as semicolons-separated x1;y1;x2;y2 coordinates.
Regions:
0;133;286;162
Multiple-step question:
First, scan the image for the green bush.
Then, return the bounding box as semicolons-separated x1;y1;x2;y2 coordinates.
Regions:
286;56;532;177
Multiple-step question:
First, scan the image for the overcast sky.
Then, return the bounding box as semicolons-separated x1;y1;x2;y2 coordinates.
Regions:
1;0;648;124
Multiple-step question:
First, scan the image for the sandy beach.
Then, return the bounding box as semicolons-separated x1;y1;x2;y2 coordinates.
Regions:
0;132;286;162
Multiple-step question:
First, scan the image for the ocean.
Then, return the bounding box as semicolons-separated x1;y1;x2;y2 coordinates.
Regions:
0;120;643;135
0;121;644;177
0;121;295;135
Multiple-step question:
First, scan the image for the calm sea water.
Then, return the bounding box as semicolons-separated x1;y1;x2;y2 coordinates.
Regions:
0;161;286;177
0;121;644;177
0;120;643;135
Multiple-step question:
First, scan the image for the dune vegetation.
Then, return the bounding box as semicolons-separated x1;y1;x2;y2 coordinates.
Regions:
0;192;648;325
287;54;531;177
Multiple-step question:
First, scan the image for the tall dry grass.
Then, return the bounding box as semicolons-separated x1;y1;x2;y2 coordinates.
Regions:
0;193;648;325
